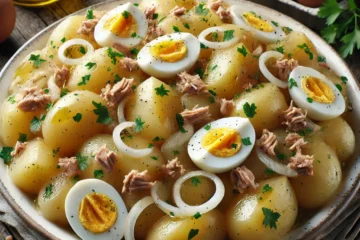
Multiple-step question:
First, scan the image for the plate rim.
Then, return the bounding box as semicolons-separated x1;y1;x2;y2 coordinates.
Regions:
0;0;359;239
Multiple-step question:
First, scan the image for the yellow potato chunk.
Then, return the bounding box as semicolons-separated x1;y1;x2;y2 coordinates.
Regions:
181;93;221;120
42;91;107;156
147;209;226;240
290;138;342;208
8;138;60;195
125;77;182;141
227;176;298;240
38;173;73;226
204;42;259;99
140;0;196;19
230;83;288;135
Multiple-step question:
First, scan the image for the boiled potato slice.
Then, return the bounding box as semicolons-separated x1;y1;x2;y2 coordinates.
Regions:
140;0;196;19
181;93;221;120
204;42;259;99
125;77;182;141
67;47;148;94
290;138;342;208
37;173;73;226
42;90;107;156
230;83;288;135
227;176;298;240
8;138;60;195
147;209;226;240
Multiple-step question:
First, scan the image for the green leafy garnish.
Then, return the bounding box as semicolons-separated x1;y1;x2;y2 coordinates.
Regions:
0;146;14;164
340;76;348;84
52;147;60;157
195;3;209;16
85;62;96;69
194;212;201;219
92;101;113;125
151;156;158;160
262;184;273;193
194;68;204;79
113;74;122;84
297;43;314;60
76;153;88;171
122;11;130;18
148;143;153;148
200;43;209;49
298;128;313;136
282;26;293;34
307;97;313;103
170;212;175;216
30;115;46;132
173;26;180;32
173;150;180;155
153;13;159;19
262;207;281;229
288;78;298;89
276;152;287;161
78;74;91;86
86;9;94;19
130;48;139;55
204;124;211;130
60;88;69;97
158;16;167;24
242;137;252;146
29;54;46;68
133;117;145;132
237;45;248;57
73;113;82;122
176;114;188;133
271;21;279;27
243;102;257;118
18;133;27;142
223;30;235;41
131;32;137;38
7;95;16;104
107;47;124;65
231;143;238;149
275;46;284;54
153;136;164;142
317;56;326;62
265;168;275;175
155;84;170;96
79;46;86;54
94;169;104;178
61;37;66;43
43;184;53;199
184;23;190;29
191;177;201;186
211;65;218;71
72;175;79;184
336;83;343;92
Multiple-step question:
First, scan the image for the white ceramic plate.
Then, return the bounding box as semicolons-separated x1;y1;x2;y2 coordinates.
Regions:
0;0;359;239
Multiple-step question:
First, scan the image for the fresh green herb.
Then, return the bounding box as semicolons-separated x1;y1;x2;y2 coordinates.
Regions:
195;3;209;16
173;26;180;32
243;102;257;118
113;74;122;84
79;46;86;54
153;136;164;142
43;88;49;94
276;152;287;161
153;13;159;19
265;168;275;175
234;93;241;99
86;9;94;19
151;156;158;160
282;26;293;34
43;184;53;199
176;114;188;133
208;89;217;104
336;83;343;92
131;32;137;38
170;212;175;216
130;48;139;55
78;74;91;86
132;85;137;91
288;78;298;89
209;89;217;96
52;147;60;157
73;113;82;122
242;137;252;146
307;97;313;103
148;143;153;148
318;56;326;62
18;133;27;142
184;23;190;29
223;30;235;41
107;47;124;65
297;43;314;60
298;128;313;136
200;43;209;49
155;84;170;96
29;54;46;68
262;207;281;229
194;68;204;79
94;169;104;178
211;65;218;71
76;153;88;171
275;46;284;54
318;0;360;58
271;21;279;27
191;177;201;186
30;115;45;132
237;45;248;57
173;150;180;155
158;16;166;24
194;212;201;219
231;143;238;149
72;175;79;184
7;95;16;104
262;184;273;193
92;101;113;125
60;88;69;97
133;3;139;7
204;124;211;130
133;117;145;132
341;76;348;84
188;229;199;240
122;11;130;18
85;62;96;70
61;37;66;43
0;146;14;164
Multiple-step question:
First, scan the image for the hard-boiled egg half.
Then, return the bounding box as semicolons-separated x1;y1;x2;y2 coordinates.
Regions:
137;32;200;79
288;66;346;121
94;2;147;48
65;179;128;240
188;117;255;173
230;5;285;43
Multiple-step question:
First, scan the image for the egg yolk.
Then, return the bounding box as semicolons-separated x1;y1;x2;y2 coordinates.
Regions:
78;192;118;233
202;128;241;157
104;11;137;38
150;40;187;62
242;12;274;32
301;76;335;103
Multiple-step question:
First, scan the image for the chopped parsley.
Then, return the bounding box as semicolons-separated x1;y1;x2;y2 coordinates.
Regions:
61;37;66;43
289;78;298;88
122;11;130;18
173;150;180;155
204;124;211;130
173;26;180;32
30;115;46;132
133;117;145;132
113;74;122;84
131;32;137;38
151;156;158;160
194;68;204;79
297;43;314;60
241;137;252;146
60;88;69;97
237;45;248;57
211;65;218;71
262;184;273;193
307;97;313;103
243;102;257;118
92;101;113;125
298;128;313;137
200;43;209;49
43;184;54;199
76;153;88;171
262;207;281;229
170;212;175;216
336;84;343;92
29;54;46;68
73;113;82;122
194;212;201;219
223;30;235;41
79;46;86;54
282;26;293;34
265;168;275;175
130;48;139;55
86;9;94;19
7;95;16;104
212;32;219;42
231;143;238;149
0;146;14;164
317;56;326;63
133;3;139;7
191;177;201;186
276;152;287;161
152;13;159;20
188;229;199;240
234;93;241;99
195;3;209;16
176;114;188;133
184;23;190;29
18;133;27;142
85;62;96;69
155;84;170;96
158;16;166;24
153;136;164;142
148;143;153;148
52;147;60;157
72;175;79;184
275;46;284;54
94;169;104;178
78;74;91;86
340;76;348;84
209;89;217;104
271;21;279;27
107;47;124;65
49;55;54;59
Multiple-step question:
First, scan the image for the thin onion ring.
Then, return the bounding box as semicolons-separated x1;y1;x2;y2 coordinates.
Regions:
172;171;225;214
124;196;154;240
259;51;288;88
58;38;94;65
255;146;298;177
117;97;129;123
161;124;194;152
112;121;153;158
198;26;240;49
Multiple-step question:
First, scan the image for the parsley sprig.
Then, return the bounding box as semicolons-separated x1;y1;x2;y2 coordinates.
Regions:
29;54;46;68
262;207;281;229
92;101;113;125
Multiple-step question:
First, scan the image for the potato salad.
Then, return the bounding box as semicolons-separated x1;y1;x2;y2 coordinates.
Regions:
0;0;356;239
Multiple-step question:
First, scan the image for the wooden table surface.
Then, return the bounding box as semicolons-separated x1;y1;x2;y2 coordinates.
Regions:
0;0;359;239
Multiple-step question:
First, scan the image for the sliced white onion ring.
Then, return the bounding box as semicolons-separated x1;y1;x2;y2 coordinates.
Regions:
255;146;298;177
161;124;194;152
117;97;129;123
47;75;60;102
124;196;154;240
173;171;225;213
58;38;94;65
113;121;153;158
198;26;240;49
259;51;288;88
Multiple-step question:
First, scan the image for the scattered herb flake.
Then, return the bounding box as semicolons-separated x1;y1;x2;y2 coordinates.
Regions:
43;184;53;199
94;169;104;178
122;10;130;18
282;26;293;34
173;26;180;32
336;83;343;92
155;84;170;96
223;30;235;41
204;124;211;130
173;150;180;155
61;37;66;43
275;46;284;54
152;13;159;19
170;212;175;216
195;3;209;16
92;101;113;125
130;48;139;55
262;207;281;229
76;153;88;171
271;21;279;27
340;76;348;84
307;97;313;103
243;102;257;118
265;168;275;175
153;136;164;142
52;147;60;157
318;56;326;62
242;137;252;146
78;74;91;86
158;16;166;24
298;43;314;60
276;152;287;161
30;116;44;132
29;54;46;68
133;117;145;132
7;95;16;104
86;9;94;19
200;43;209;49
107;47;124;65
288;78;298;89
298;128;313;137
72;175;79;183
60;88;69;97
184;23;190;29
85;62;96;69
194;212;201;219
188;229;199;240
237;45;248;57
73;113;82;122
79;46;86;54
176;113;188;133
148;143;153;148
0;146;14;164
262;184;273;193
151;156;158;160
191;177;201;186
131;32;137;38
231;143;238;149
194;68;204;79
18;133;27;142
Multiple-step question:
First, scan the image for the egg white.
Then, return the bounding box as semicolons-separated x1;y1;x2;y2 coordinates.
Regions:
230;5;285;43
65;179;128;240
188;117;256;174
94;2;147;48
288;66;346;121
137;32;200;79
